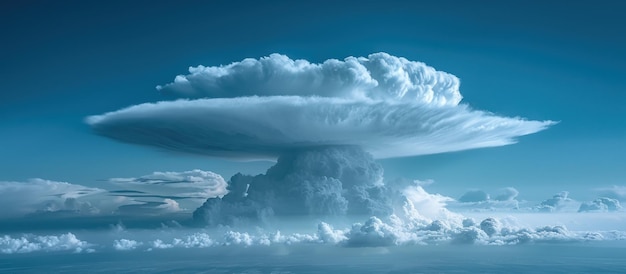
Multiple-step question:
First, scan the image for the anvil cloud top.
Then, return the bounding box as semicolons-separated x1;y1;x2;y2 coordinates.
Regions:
87;53;553;159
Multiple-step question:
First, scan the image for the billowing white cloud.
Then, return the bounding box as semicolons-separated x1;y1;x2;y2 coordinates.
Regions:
96;215;626;251
0;179;105;217
535;191;578;212
578;197;622;213
156;53;462;106
0;233;92;254
191;145;465;229
88;53;554;160
343;217;402;247
113;239;142;251
192;146;390;226
149;233;215;249
401;184;460;223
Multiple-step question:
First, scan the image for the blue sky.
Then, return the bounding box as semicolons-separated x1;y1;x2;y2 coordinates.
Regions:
4;2;626;270
1;0;625;203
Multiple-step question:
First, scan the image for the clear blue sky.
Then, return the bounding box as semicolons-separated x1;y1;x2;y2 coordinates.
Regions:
1;0;624;201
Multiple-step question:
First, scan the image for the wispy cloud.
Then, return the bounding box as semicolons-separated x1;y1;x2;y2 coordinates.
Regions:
0;179;105;218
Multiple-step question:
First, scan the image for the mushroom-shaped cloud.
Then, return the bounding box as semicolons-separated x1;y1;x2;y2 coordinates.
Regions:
87;53;554;159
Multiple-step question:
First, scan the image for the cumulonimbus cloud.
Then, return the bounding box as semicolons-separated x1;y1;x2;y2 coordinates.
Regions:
87;53;554;159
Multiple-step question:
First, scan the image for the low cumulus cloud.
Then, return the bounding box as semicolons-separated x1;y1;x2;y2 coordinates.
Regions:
578;197;622;213
535;191;578;212
41;213;624;254
88;53;554;159
450;188;520;212
0;233;92;254
113;239;142;251
4;186;626;255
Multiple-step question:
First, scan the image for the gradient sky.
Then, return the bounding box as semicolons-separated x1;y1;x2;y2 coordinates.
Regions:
1;0;625;201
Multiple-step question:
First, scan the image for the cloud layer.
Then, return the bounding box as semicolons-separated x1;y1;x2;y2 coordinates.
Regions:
0;170;226;221
0;179;105;218
109;169;228;203
1;233;92;254
88;53;554;159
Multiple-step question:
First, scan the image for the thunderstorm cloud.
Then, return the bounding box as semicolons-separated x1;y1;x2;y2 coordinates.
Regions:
87;53;554;159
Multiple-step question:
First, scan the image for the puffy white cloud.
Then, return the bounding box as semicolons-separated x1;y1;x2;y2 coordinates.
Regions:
479;217;500;236
109;169;228;202
150;233;215;249
88;53;554;160
156;53;462;106
535;191;577;212
343;217;402;247
578;197;622;212
449;188;520;212
400;184;460;223
223;231;254;246
113;239;142;251
0;233;92;254
317;222;347;244
200;215;619;247
0;179;105;217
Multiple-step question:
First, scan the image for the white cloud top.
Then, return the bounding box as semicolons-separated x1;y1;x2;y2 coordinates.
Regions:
157;53;462;106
